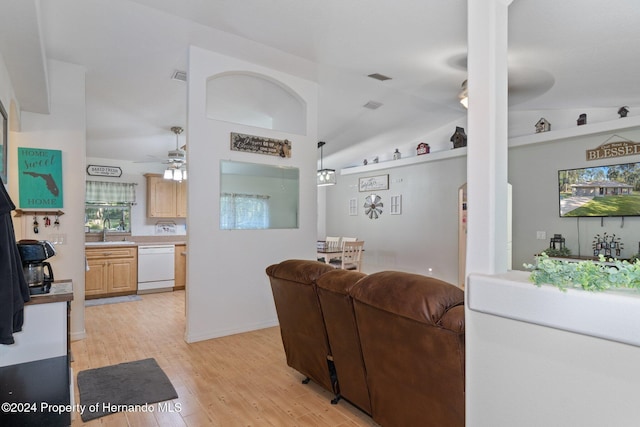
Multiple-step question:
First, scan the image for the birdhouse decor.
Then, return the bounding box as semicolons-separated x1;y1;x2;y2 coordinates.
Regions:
416;142;430;155
450;126;467;149
535;118;551;133
577;113;587;126
618;106;630;118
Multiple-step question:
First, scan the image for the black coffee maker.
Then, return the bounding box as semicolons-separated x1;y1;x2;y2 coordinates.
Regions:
17;240;56;295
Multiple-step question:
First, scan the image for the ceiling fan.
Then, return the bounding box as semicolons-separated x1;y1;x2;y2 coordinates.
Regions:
137;126;186;166
165;126;186;166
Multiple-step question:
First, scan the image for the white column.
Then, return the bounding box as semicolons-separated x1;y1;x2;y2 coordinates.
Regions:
465;0;512;278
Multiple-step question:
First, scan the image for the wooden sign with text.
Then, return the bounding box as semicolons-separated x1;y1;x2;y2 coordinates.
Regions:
230;132;291;158
586;141;640;161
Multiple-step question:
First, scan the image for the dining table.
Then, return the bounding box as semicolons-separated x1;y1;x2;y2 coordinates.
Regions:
317;246;344;264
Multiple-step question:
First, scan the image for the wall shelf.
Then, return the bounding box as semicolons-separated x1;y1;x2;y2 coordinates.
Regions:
13;209;65;218
339;116;640;176
340;147;467;176
509;115;640;148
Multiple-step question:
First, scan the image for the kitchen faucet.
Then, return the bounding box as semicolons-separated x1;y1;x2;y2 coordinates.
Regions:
102;217;111;242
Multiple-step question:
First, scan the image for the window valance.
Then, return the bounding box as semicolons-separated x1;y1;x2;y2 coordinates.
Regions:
86;181;136;204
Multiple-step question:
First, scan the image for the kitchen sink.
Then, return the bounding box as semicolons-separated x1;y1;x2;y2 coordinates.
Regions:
85;241;136;246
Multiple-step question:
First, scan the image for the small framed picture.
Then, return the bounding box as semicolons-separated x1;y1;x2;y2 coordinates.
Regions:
390;195;402;215
348;198;358;216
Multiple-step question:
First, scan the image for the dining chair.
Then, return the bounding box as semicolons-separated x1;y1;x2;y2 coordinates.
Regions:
325;236;341;250
340;236;357;248
331;240;365;272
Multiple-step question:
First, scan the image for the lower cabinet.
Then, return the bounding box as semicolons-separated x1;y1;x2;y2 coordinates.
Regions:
174;243;187;290
85;247;138;298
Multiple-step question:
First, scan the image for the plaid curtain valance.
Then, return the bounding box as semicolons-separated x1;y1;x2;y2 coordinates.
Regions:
86;181;136;204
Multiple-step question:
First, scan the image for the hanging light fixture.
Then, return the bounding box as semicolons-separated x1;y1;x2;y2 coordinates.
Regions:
317;141;336;186
459;79;468;109
164;126;187;182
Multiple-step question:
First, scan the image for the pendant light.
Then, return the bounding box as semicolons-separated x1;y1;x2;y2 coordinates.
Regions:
317;141;336;186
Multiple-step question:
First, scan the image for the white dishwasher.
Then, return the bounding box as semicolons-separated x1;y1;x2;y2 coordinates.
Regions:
137;245;175;293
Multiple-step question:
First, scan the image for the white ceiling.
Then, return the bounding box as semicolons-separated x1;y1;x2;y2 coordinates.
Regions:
2;0;640;170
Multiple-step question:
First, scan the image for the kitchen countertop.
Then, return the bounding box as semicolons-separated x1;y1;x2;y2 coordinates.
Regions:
26;280;73;305
85;240;187;247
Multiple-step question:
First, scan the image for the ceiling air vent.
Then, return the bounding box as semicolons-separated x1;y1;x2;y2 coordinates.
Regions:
367;73;391;81
171;70;187;82
363;100;383;110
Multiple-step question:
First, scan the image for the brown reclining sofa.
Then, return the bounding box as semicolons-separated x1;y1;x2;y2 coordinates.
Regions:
265;259;465;427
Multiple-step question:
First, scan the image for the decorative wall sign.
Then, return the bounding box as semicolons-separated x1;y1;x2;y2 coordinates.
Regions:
87;165;123;177
359;174;389;192
586;136;640;161
18;147;64;208
230;132;292;158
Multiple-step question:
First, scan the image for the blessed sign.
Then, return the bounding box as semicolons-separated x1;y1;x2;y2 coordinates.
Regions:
586;141;640;161
230;133;291;158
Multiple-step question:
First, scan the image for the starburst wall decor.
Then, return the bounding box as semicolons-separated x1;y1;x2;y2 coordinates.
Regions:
364;194;383;219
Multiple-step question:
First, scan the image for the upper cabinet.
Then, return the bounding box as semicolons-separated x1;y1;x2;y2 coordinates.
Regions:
145;173;187;218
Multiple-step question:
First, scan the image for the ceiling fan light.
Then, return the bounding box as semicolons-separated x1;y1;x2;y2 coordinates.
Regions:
164;168;173;179
459;79;468;109
182;169;187;180
173;169;183;181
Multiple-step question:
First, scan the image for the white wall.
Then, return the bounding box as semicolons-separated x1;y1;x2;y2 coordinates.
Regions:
185;46;318;342
326;153;466;284
85;157;187;236
10;59;87;340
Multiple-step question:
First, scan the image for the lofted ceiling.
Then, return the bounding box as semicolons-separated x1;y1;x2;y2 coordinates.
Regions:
2;0;640;170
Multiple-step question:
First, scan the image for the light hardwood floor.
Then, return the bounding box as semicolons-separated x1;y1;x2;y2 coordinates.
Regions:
71;290;379;426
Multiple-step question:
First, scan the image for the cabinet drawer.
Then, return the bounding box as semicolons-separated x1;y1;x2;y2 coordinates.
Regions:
85;247;136;260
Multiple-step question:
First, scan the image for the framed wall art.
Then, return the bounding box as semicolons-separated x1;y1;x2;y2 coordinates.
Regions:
18;147;64;208
390;194;402;215
358;174;389;192
0;99;7;184
230;132;292;158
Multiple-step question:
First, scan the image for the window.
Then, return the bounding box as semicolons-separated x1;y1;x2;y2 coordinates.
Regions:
220;193;270;230
85;204;131;233
85;181;136;234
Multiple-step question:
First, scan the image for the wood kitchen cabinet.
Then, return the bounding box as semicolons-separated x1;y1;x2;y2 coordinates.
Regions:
174;243;187;290
145;173;187;218
85;247;138;298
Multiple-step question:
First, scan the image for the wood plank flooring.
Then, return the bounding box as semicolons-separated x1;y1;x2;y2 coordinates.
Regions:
71;290;379;426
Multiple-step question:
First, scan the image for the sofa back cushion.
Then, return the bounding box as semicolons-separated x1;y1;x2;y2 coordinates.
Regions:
316;269;371;414
265;260;337;393
351;271;465;427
